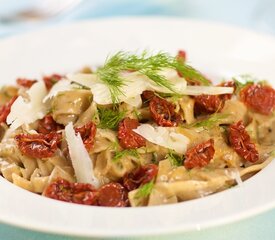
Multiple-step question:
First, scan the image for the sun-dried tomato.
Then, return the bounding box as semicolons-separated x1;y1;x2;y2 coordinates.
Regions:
15;132;62;158
44;178;97;205
43;74;62;90
141;90;155;102
123;164;158;191
149;96;181;126
118;117;146;149
177;50;187;62
240;84;275;115
97;183;128;207
184;139;215;169
229;121;259;163
74;122;97;151
219;81;236;101
194;94;224;115
37;115;63;134
0;96;17;124
16;78;37;88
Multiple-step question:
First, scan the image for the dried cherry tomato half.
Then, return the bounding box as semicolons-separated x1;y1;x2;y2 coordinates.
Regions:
177;50;187;62
240;84;275;115
123;164;158;191
74;122;97;151
0;96;17;124
194;94;224;115
184;139;215;169
44;178;97;205
149;96;181;126
219;81;236;101
15;132;62;158
228;121;259;163
97;183;128;207
118;117;146;149
43;74;62;90
37;115;63;134
141;90;155;102
16;78;37;88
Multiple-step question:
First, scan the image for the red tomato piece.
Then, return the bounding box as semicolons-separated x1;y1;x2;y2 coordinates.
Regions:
0;96;17;124
44;178;97;205
123;164;158;191
141;90;155;102
97;183;128;207
118;117;146;149
149;96;181;126
74;122;97;151
15;132;62;158
37;115;63;134
184;139;215;169
228;121;259;163
240;84;275;115
219;81;236;101
43;74;63;90
194;94;224;114
16;78;37;88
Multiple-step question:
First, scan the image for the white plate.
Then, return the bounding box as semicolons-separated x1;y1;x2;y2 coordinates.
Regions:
0;17;275;238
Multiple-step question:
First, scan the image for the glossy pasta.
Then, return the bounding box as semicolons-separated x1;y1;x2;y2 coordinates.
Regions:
0;51;274;207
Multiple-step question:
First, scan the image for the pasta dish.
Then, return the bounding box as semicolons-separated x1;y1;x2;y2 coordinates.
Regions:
0;50;274;207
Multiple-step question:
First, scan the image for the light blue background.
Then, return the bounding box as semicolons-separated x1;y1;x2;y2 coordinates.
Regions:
0;0;275;239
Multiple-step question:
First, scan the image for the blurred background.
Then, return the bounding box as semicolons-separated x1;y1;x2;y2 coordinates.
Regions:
0;0;275;37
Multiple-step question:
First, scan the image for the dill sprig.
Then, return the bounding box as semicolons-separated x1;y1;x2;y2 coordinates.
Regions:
134;181;154;200
190;113;230;129
112;149;139;162
97;51;210;103
97;107;125;129
167;150;184;166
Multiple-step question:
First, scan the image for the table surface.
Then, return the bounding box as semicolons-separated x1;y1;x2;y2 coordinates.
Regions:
0;0;275;239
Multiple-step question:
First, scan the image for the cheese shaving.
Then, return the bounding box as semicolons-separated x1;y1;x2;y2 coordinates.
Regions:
133;124;189;154
7;81;48;130
182;86;234;95
65;122;100;188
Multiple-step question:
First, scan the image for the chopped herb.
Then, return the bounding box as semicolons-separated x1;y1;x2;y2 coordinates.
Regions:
112;149;139;162
97;51;210;103
133;108;141;120
134;180;154;200
190;113;230;129
97;107;125;129
233;74;255;93
167;150;184;166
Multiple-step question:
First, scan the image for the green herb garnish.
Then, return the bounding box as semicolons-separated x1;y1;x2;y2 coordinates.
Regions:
233;74;255;93
97;107;125;129
112;149;139;162
97;51;210;103
167;150;184;166
190;113;230;129
135;181;154;200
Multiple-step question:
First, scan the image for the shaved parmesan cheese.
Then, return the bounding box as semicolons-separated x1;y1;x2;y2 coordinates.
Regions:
7;81;48;130
133;124;189;154
225;169;243;187
182;86;234;95
124;95;142;108
65;123;100;188
43;79;72;102
68;69;187;105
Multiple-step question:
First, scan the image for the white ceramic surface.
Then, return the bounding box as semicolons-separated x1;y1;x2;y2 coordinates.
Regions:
0;17;274;238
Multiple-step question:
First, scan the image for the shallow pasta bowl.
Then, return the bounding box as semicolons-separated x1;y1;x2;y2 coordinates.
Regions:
0;17;275;238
